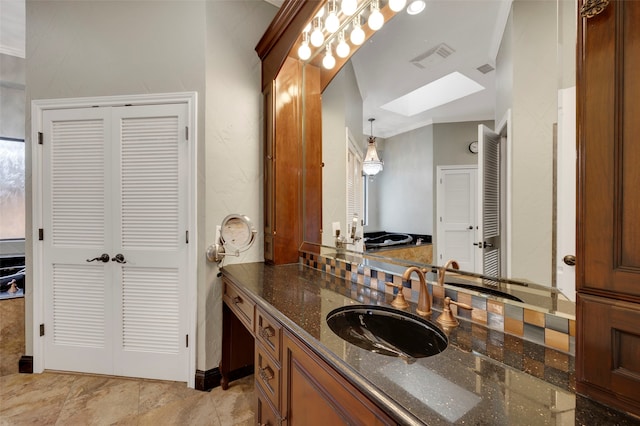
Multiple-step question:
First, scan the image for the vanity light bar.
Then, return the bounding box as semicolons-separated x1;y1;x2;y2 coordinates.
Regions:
298;0;425;68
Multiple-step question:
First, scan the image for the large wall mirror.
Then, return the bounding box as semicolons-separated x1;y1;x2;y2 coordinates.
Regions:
303;0;577;316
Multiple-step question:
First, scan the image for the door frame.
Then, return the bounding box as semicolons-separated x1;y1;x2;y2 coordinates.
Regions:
31;92;198;387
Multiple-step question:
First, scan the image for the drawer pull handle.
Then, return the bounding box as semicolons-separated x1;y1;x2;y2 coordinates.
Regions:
232;295;242;305
259;366;274;382
259;325;275;340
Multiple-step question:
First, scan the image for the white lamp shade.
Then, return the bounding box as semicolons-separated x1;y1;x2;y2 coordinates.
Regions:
323;52;336;69
298;42;311;60
310;28;324;46
389;0;407;12
350;24;365;45
341;0;357;15
368;9;384;30
336;39;350;58
325;12;340;33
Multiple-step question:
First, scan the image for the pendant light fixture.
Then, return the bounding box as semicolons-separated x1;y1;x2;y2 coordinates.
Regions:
363;118;383;176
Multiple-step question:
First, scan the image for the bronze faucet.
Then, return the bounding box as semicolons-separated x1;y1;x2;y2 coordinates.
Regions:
402;266;431;317
435;259;473;329
436;296;473;329
437;259;460;287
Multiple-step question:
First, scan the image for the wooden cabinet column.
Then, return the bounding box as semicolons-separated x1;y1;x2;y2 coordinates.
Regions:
576;0;640;416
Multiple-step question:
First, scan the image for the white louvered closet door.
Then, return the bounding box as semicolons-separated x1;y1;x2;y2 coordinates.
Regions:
111;105;188;381
477;124;501;278
43;107;114;374
42;104;188;381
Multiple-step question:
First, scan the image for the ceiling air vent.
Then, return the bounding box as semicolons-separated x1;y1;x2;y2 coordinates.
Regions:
410;43;455;69
476;63;495;74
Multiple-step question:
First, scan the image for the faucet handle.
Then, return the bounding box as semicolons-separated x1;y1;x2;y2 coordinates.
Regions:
436;296;472;328
384;282;410;309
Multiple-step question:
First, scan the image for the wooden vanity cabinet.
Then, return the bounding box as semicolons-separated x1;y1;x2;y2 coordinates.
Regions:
220;278;256;390
282;330;396;426
576;0;640;416
221;276;396;425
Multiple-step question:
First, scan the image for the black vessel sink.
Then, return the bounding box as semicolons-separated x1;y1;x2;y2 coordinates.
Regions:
447;282;525;303
326;305;448;361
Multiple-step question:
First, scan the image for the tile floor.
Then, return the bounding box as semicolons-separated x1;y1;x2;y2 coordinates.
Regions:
0;371;254;425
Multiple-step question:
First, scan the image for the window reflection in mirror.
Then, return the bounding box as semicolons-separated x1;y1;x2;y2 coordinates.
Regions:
0;138;25;241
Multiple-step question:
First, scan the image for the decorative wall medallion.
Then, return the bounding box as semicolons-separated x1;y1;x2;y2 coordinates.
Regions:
580;0;610;18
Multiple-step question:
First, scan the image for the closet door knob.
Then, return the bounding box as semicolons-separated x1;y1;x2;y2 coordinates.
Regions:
112;253;127;264
87;253;110;263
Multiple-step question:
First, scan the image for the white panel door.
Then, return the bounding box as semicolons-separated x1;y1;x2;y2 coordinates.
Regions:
42;104;188;381
436;166;477;272
477;125;501;277
111;105;188;381
43;107;114;374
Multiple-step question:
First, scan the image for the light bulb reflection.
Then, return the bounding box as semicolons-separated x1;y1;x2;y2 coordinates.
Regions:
323;45;336;69
341;0;357;16
368;1;384;31
336;32;350;58
389;0;407;12
350;17;365;45
298;42;311;60
310;18;324;47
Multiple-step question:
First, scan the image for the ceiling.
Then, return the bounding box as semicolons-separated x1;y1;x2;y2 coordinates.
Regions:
351;0;510;138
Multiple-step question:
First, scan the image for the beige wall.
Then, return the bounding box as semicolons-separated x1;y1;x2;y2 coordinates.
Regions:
495;0;558;286
25;0;276;373
203;0;276;369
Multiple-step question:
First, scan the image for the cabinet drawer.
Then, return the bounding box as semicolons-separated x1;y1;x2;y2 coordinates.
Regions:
257;308;282;362
256;341;281;411
256;382;282;426
223;279;255;332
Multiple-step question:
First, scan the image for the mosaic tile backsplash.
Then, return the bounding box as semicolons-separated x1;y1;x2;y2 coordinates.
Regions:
300;252;576;355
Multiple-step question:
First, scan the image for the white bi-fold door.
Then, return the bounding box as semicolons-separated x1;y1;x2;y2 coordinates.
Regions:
41;103;189;381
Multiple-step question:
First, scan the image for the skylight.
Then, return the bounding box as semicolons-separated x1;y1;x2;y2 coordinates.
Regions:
380;72;485;117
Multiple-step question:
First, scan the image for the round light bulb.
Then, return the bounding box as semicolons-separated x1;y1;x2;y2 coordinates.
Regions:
389;0;407;12
336;36;350;58
310;28;324;47
368;7;384;31
406;0;426;15
350;20;365;45
298;42;311;60
341;0;357;16
323;48;336;69
325;12;340;33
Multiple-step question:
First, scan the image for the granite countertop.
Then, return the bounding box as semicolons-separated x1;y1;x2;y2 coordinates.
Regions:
221;262;639;425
